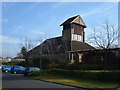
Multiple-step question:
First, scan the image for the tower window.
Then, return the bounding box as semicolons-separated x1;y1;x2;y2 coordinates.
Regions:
72;34;82;41
78;35;81;41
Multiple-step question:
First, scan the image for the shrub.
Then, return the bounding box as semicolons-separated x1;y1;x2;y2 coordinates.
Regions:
39;68;119;82
3;61;24;66
66;63;106;70
29;71;42;77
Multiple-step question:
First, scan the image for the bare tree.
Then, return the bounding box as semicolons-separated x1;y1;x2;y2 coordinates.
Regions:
19;38;41;65
87;20;119;49
20;38;38;52
16;52;22;59
86;20;119;70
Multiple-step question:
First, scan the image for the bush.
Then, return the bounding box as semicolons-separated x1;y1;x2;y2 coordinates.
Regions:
47;63;119;70
29;71;42;77
37;68;119;82
17;61;26;67
2;61;24;66
47;63;67;69
66;63;106;70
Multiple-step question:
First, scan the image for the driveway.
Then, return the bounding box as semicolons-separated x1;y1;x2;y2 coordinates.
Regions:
2;72;74;88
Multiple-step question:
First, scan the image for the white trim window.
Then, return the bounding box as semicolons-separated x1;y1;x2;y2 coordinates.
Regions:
72;34;82;41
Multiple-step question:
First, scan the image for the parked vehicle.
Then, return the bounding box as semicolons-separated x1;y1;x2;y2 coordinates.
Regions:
0;64;4;69
10;65;25;74
2;65;13;72
24;67;40;76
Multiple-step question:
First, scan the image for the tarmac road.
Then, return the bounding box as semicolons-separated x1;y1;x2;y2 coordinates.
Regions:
2;72;75;88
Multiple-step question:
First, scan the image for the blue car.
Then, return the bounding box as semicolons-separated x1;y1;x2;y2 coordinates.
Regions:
0;64;4;69
10;66;25;74
2;65;13;72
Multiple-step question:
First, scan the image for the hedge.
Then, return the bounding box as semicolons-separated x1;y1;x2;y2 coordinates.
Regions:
30;68;120;82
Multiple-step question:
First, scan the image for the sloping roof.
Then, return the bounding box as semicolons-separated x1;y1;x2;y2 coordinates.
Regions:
71;41;95;51
60;15;86;28
60;15;79;26
45;36;63;54
28;36;63;54
47;36;62;41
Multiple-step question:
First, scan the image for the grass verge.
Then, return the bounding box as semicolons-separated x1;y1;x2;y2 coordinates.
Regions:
31;76;119;88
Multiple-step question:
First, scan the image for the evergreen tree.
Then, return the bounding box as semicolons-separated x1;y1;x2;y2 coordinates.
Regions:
21;47;27;59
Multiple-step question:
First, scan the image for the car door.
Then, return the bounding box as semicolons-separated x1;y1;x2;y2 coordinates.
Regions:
19;66;25;73
15;66;21;73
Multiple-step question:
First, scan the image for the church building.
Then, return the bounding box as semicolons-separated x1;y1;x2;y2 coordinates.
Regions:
27;15;95;68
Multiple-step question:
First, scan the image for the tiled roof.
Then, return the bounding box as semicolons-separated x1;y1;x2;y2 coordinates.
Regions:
60;15;79;26
71;41;95;51
60;15;86;27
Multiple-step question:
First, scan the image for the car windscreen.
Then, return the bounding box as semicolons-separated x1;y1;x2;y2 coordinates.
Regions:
29;67;40;71
4;66;12;68
15;66;20;68
16;66;25;69
20;66;25;69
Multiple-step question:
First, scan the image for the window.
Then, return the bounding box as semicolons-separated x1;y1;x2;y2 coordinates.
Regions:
20;66;25;69
72;34;82;41
78;35;81;41
15;66;20;68
74;34;77;40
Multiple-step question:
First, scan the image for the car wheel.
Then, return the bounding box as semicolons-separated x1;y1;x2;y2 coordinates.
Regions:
5;70;8;73
13;71;17;74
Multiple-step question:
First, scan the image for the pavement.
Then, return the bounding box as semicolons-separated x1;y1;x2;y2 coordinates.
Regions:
2;72;77;88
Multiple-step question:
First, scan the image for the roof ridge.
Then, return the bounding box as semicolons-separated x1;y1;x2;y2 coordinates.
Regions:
46;36;62;40
60;15;86;27
60;15;79;26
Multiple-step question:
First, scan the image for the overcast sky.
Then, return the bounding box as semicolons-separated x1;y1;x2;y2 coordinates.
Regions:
1;2;118;58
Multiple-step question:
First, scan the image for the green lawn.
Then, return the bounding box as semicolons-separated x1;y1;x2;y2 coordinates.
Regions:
31;76;119;88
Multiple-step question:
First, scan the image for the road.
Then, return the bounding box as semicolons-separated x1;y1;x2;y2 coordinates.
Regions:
2;72;75;88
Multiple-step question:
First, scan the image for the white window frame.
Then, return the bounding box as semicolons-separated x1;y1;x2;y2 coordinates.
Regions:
72;34;82;41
